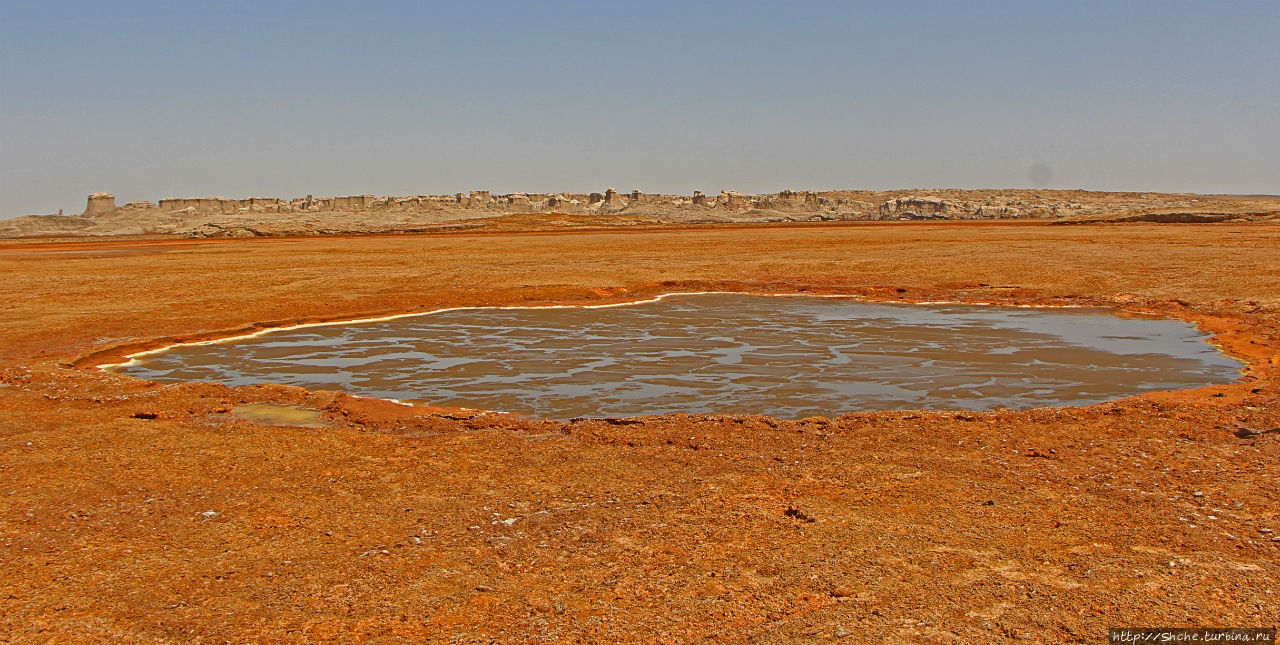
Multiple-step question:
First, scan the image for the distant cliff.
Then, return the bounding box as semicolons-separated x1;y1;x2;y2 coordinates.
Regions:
2;188;1276;238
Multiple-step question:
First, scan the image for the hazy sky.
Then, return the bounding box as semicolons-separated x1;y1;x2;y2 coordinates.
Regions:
2;1;1277;217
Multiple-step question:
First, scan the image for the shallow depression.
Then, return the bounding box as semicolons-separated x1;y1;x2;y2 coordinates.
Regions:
111;293;1244;419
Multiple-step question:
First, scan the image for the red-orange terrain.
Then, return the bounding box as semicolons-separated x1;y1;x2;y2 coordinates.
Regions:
1;221;1278;643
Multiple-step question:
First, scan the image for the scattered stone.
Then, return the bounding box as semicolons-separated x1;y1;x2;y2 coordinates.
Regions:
602;417;643;426
1235;426;1280;438
784;506;815;522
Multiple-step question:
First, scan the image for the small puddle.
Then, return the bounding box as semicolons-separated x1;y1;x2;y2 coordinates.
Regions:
112;293;1244;420
230;403;333;428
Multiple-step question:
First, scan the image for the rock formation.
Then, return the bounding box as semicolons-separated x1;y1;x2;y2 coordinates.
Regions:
83;193;116;216
3;188;1275;238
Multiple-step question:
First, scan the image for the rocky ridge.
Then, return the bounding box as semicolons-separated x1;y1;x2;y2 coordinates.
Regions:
3;188;1277;238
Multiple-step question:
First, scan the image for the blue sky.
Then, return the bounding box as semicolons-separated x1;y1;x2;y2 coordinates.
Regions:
2;1;1277;217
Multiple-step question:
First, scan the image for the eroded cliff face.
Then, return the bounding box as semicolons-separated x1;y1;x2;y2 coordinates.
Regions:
2;188;1277;238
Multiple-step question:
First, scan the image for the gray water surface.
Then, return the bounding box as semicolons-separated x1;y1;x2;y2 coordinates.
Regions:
113;293;1244;419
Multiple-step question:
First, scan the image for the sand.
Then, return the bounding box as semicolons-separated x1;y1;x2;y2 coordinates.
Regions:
1;220;1278;642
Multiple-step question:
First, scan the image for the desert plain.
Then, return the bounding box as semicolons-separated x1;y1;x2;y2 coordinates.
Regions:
2;210;1280;642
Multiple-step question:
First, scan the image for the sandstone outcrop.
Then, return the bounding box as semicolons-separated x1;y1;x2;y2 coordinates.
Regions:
878;196;954;219
83;193;116;216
